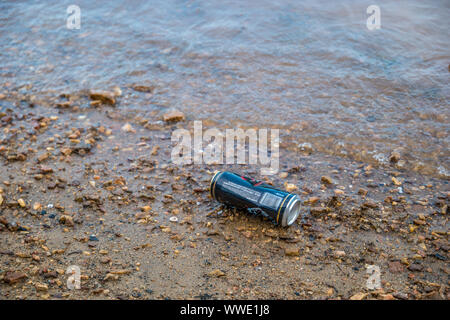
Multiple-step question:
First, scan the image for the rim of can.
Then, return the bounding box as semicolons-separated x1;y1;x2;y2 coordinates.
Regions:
281;195;301;227
209;171;222;199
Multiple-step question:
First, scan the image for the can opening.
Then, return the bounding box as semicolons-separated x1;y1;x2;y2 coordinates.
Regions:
287;200;300;226
283;196;301;227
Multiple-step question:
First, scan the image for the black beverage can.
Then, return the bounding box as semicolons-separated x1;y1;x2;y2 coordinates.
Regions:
210;171;302;227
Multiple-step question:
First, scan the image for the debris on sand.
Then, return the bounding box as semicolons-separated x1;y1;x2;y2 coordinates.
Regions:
284;183;298;193
4;271;27;284
389;151;401;163
321;176;333;185
59;215;74;227
208;269;226;278
350;292;367;300
121;123;135;133
132;85;154;93
89;90;117;106
284;247;300;257
17;198;26;208
163;110;185;123
35;282;49;291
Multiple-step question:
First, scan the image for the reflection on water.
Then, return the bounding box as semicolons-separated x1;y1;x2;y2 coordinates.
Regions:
0;0;449;177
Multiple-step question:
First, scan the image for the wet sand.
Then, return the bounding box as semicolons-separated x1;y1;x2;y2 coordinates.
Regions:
0;90;448;300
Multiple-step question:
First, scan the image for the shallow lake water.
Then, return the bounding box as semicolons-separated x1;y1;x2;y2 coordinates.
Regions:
0;0;449;177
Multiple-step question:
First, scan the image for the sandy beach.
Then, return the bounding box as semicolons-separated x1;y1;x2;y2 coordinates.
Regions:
0;0;448;300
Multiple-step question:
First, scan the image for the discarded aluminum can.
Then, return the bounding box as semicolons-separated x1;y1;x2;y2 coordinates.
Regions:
210;171;302;227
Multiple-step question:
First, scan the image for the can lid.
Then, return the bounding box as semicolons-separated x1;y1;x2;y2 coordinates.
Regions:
281;195;301;227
